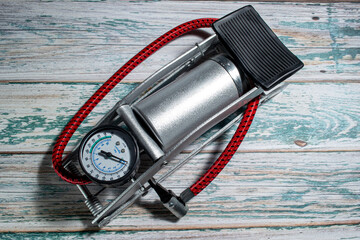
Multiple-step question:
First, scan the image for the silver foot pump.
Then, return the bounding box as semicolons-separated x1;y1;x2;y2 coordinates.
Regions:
59;6;303;227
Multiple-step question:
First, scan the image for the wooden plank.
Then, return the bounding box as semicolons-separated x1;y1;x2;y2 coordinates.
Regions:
0;151;359;232
0;1;359;82
0;1;359;238
1;45;359;83
0;225;360;240
0;225;359;240
0;82;359;153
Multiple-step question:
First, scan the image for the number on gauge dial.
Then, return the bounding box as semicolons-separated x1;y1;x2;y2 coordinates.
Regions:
79;126;139;185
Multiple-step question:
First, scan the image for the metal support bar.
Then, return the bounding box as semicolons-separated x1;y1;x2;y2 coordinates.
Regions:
117;105;164;160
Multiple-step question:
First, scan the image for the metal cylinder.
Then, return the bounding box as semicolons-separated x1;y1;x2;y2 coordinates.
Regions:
133;55;243;151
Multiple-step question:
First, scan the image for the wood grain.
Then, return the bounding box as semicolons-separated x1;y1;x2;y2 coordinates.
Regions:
0;151;359;232
0;1;359;82
0;82;359;152
0;225;359;240
0;0;359;239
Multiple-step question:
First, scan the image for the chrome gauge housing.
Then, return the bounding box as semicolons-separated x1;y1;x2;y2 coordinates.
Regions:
79;126;139;186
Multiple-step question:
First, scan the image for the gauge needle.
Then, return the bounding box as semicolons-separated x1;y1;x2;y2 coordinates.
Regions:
99;150;127;164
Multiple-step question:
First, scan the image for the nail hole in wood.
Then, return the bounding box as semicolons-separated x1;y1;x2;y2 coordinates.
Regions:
294;140;307;147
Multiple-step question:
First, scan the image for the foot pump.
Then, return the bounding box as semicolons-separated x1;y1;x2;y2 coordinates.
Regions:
52;6;303;227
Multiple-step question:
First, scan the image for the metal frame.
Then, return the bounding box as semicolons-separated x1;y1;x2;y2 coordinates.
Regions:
63;34;288;227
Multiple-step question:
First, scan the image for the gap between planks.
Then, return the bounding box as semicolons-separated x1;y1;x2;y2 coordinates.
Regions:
2;219;359;233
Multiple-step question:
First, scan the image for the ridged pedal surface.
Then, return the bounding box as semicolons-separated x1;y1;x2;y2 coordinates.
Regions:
213;5;303;90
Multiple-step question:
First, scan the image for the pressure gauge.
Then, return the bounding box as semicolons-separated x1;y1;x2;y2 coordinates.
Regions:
79;126;139;186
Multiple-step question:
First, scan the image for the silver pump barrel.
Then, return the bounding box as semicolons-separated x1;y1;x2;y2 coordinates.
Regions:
133;55;244;151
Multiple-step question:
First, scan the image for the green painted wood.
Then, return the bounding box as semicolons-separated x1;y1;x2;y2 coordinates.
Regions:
0;82;358;152
0;1;359;82
0;152;359;232
0;0;359;238
1;225;360;240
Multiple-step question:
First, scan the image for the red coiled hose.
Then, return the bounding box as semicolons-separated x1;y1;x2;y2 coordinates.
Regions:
52;18;218;185
53;18;260;191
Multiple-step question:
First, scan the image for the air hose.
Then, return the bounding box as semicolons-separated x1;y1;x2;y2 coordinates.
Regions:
52;18;260;196
52;18;218;185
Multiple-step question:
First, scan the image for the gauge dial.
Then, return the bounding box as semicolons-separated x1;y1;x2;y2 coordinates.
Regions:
79;126;139;185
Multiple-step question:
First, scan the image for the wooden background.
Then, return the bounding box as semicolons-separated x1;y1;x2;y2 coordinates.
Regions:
0;0;359;239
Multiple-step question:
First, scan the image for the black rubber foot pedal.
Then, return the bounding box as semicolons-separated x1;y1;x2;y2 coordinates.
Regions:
213;5;304;90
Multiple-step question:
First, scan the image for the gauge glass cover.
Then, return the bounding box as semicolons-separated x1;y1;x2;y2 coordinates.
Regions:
79;126;139;185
